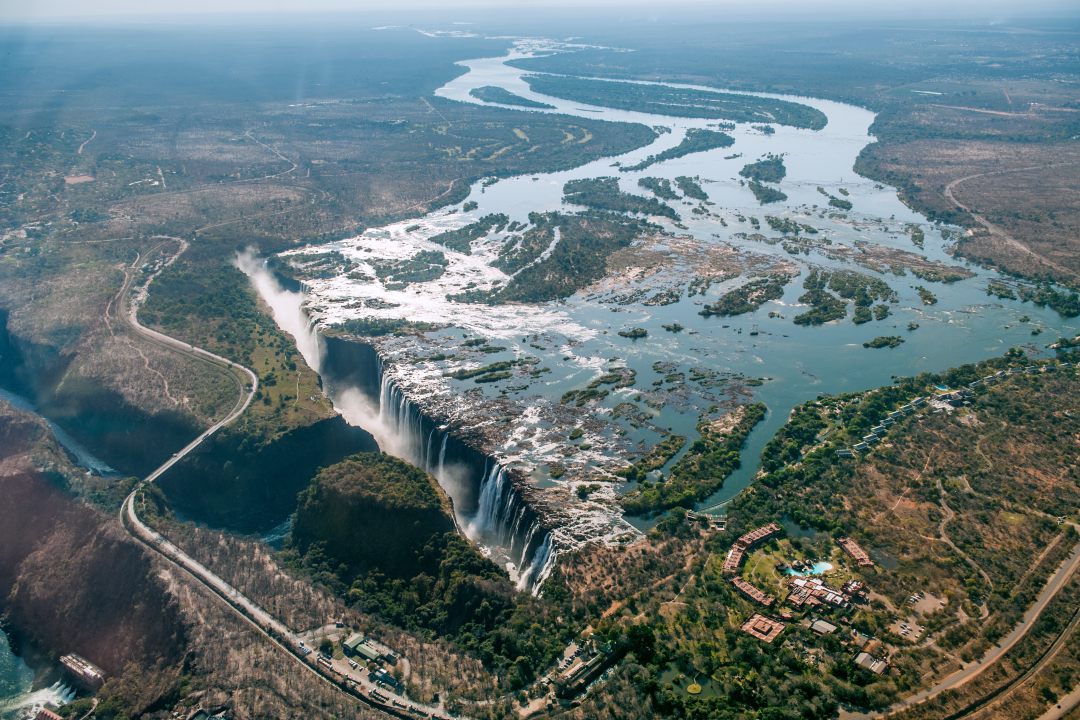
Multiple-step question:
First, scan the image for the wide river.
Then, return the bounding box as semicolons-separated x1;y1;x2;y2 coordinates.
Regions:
266;35;1077;561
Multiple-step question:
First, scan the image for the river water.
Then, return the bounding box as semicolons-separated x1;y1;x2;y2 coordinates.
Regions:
0;389;110;716
0;632;34;720
0;388;115;477
0;631;73;720
263;36;1078;556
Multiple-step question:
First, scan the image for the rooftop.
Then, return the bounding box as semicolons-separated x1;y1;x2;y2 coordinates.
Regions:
741;614;785;644
855;651;888;675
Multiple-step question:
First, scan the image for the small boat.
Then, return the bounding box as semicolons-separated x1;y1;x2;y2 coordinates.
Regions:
749;325;759;336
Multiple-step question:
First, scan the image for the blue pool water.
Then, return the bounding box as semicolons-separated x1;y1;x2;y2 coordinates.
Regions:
786;561;834;576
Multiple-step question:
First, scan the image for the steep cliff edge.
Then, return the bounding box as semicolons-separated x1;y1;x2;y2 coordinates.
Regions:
0;402;187;709
291;452;457;579
157;416;378;533
287;452;553;653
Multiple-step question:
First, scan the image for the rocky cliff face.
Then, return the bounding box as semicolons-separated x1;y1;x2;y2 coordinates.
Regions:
292;452;456;579
0;403;187;706
0;309;202;478
288;452;523;641
158;416;379;533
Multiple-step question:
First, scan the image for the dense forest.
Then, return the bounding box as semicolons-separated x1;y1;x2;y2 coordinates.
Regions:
288;452;579;688
524;74;827;129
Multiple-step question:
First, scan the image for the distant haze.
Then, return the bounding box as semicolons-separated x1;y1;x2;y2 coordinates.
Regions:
3;0;1078;23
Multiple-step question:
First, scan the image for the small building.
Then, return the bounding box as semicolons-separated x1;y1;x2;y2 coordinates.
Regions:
59;653;105;692
732;577;775;608
853;442;869;452
555;650;615;699
741;614;785;644
369;666;403;693
810;619;838;635
788;577;852;610
839;537;874;567
855;651;888;675
842;579;869;602
836;448;854;458
343;634;382;663
723;546;746;575
723;522;782;575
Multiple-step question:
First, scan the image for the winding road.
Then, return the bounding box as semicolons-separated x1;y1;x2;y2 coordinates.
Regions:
112;240;455;720
943;161;1080;283
876;538;1080;718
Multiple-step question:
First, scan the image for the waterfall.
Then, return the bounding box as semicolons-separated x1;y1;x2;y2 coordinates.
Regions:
517;532;556;592
371;367;556;593
437;434;448;479
470;463;506;537
236;250;324;373
465;458;555;594
241;256;557;592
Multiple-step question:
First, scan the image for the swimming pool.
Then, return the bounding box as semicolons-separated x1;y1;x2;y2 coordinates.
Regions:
785;561;833;576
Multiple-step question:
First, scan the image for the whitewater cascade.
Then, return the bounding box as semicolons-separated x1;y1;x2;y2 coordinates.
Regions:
0;681;77;716
239;250;558;592
374;362;557;592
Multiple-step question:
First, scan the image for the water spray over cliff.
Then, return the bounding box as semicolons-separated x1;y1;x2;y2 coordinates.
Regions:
372;357;557;591
239;252;556;592
235;250;323;373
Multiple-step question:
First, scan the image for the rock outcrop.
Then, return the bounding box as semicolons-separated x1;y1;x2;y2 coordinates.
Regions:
0;403;187;706
292;452;455;579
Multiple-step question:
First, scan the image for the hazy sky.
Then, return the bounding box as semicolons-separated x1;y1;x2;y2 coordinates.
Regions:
3;0;1077;23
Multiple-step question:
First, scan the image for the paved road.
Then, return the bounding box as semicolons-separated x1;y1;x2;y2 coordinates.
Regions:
959;600;1080;719
113;241;454;720
1036;684;1080;720
876;538;1080;717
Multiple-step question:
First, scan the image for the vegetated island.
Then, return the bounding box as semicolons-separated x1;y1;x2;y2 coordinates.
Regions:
620;403;767;515
621;129;735;171
638;177;679;200
793;269;896;326
562;177;679;220
449;210;657;304
739;154;787;184
699;276;791;317
740;154;788;204
469;85;556;110
863;335;904;349
747;181;788;205
428;213;510;255
674;176;709;201
524;74;828;129
816;184;851;209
